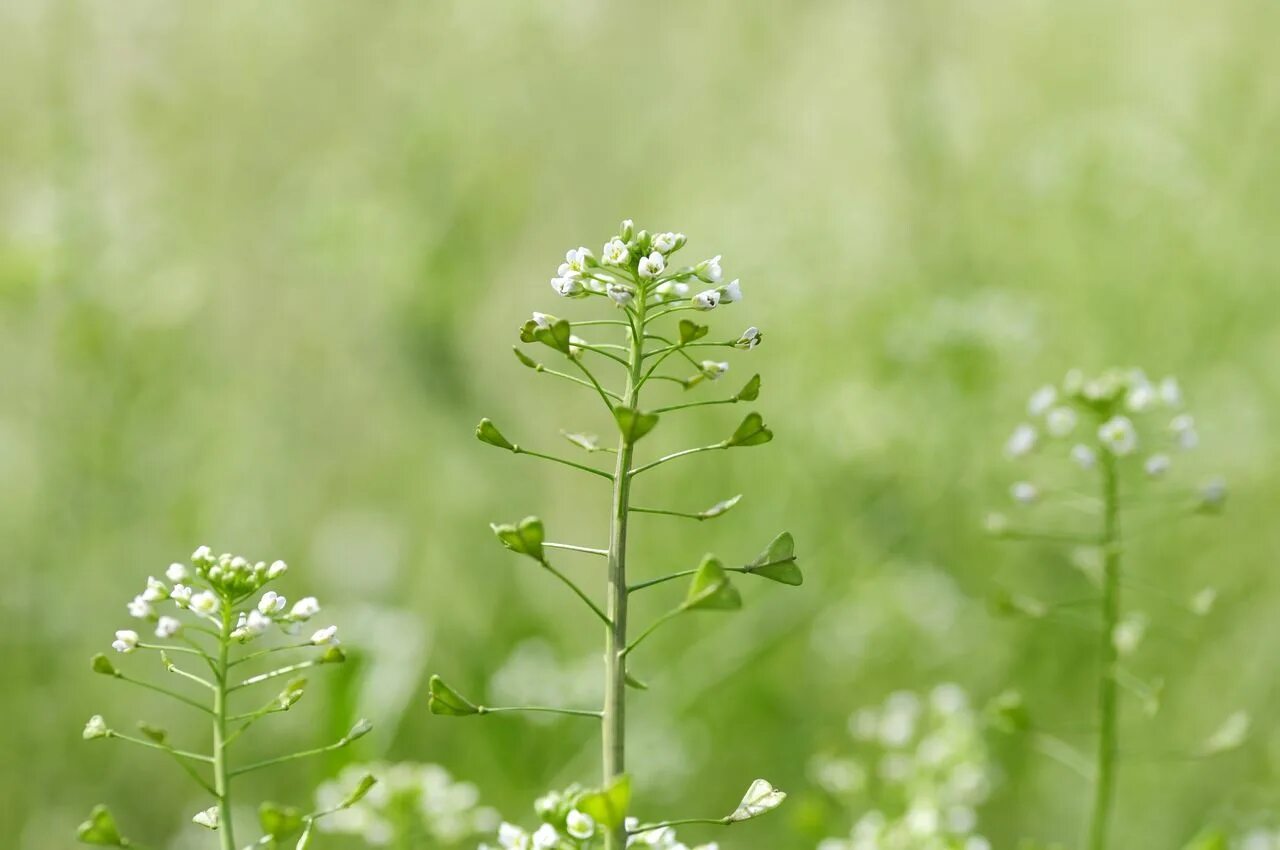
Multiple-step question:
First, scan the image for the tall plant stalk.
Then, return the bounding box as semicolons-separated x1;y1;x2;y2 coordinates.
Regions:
1088;452;1121;850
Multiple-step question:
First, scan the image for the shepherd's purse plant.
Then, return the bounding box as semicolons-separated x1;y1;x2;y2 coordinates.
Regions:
78;547;376;850
429;220;801;849
986;368;1232;850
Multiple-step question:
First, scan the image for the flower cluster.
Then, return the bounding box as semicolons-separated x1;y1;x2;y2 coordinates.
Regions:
114;545;339;651
314;762;500;847
548;219;743;314
995;368;1224;512
813;685;994;850
482;788;721;850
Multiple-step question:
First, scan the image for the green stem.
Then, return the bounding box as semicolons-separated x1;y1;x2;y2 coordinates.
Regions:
629;444;726;477
540;560;613;627
544;542;610;557
603;298;647;850
112;672;214;715
213;600;236;850
1088;450;1122;850
629;817;729;834
229;735;351;777
513;447;614;481
476;705;603;719
649;398;739;415
621;608;683;657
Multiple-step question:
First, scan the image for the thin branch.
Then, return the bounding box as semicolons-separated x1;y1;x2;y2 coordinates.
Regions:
621;608;684;657
111;672;214;715
1032;731;1095;781
107;731;213;764
575;345;629;367
229;659;320;692
228;642;312;669
229;736;351;777
137;642;207;657
629;444;726;477
629;817;729;835
533;363;625;401
544;542;609;557
540;560;613;627
571;357;618;411
513;447;614;481
650;397;738;415
476;705;603;719
163;660;217;691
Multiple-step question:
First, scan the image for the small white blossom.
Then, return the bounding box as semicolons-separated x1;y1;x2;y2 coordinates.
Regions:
654;281;689;300
155;616;182;639
192;545;213;563
1098;416;1138;456
267;559;288;579
697;254;723;283
1126;381;1157;412
719;279;743;303
311;625;340;645
1112;612;1147;655
1144;453;1171;478
1046;406;1077;438
735;326;762;350
1170;413;1198;450
1190;587;1217;616
1200;476;1228;507
560;247;593;275
566;810;595;840
701;361;730;381
651;232;680;254
498;823;530;850
1204;711;1250;754
1010;481;1039;505
192;807;220;830
1158;376;1182;407
291;596;320;620
166;562;189;582
638;251;665;279
112;629;139;653
170;584;193;607
692;289;721;311
531;824;559;850
607;282;635;306
1071;444;1097;469
141;576;169;603
602;238;630;267
232;609;271;641
550;276;585;298
1004;423;1037;459
1027;385;1057;416
127;596;153;619
189;590;220;617
258;591;287;616
83;715;109;740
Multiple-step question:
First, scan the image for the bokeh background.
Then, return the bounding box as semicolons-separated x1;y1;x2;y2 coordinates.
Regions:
3;1;1279;847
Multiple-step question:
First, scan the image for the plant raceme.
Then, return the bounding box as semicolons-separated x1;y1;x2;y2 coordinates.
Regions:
78;547;376;850
432;221;799;850
985;368;1235;850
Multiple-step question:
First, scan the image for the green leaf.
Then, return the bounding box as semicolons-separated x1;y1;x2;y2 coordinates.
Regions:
338;773;378;809
137;722;167;744
613;407;660;444
725;412;773;447
745;531;802;586
513;347;540;369
562;431;604;452
476;418;515;451
76;805;125;846
532;318;573;354
682;556;742;611
490;516;546;561
736;373;761;402
90;654;118;677
259;802;304;840
427;674;480;716
728;778;787;822
624;670;649;690
698;494;742;520
577;774;631;830
345;718;374;742
678;319;709;344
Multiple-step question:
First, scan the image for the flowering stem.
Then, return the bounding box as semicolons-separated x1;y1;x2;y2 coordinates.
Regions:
213;598;236;850
1087;450;1122;850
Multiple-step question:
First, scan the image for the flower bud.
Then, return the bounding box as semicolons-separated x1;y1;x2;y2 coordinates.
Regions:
700;361;730;381
170;584;193;607
651;232;680;254
1010;481;1039;504
127;596;153;620
165;562;189;582
695;254;723;283
141;576;169;603
619;219;634;242
155;616;182;639
1144;454;1171;478
267;559;288;579
550;276;586;298
192;807;220;830
719;278;743;303
692;289;721;311
111;630;139;654
83;715;109;740
735;327;761;350
1004;424;1037;459
191;545;213;565
653;281;689;301
311;625;339;646
606;282;635;306
291;596;320;620
258;591;287;615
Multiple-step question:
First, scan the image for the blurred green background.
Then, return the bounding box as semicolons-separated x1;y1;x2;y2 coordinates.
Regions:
3;1;1279;847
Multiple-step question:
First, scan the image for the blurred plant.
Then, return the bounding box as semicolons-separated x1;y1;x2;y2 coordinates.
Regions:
313;762;500;847
986;369;1232;850
430;220;800;849
78;547;376;849
813;684;995;850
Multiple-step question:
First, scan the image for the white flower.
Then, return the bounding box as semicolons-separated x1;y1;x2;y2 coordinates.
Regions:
1112;612;1147;655
651;232;680;254
112;630;139;653
1027;385;1057;416
1170;413;1198;450
692;289;721;311
141;576;169;603
155;616;182;639
189;590;220;617
165;562;189;582
1158;376;1182;407
735;327;761;350
1098;415;1138;456
311;625;340;645
291;597;320;620
654;281;689;300
1126;381;1157;412
728;778;787;822
1010;481;1039;504
1046;406;1077;438
1204;711;1250;754
566;810;595;840
719;279;743;303
638;251;665;279
1144;454;1171;478
531;824;559;850
258;591;287;616
127;596;153;619
83;715;109;739
561;246;593;275
607;282;635;306
602;238;630;267
192;545;213;564
550;276;585;298
701;361;729;380
1071;444;1097;469
498;823;530;850
1004;423;1037;459
267;559;288;579
170;584;193;607
697;255;723;283
1190;587;1217;616
232;609;271;641
1200;476;1228;508
192;807;220;830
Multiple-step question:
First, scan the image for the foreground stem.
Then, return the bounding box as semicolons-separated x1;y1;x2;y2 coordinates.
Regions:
1087;452;1121;850
213;600;236;850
